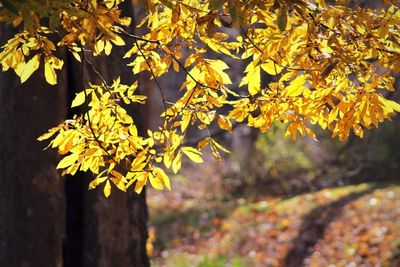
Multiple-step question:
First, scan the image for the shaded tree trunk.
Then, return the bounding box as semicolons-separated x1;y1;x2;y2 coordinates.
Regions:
0;3;150;267
0;26;67;266
63;2;150;266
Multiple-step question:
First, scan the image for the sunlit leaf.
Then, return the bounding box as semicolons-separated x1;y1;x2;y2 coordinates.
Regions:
71;91;86;108
103;180;111;198
181;147;203;163
20;54;41;83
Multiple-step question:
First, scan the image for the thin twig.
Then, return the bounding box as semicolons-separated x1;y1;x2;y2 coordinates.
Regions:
79;47;120;167
113;26;160;44
133;38;168;119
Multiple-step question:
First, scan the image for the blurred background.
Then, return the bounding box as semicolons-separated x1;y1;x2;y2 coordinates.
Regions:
147;118;400;267
1;0;399;266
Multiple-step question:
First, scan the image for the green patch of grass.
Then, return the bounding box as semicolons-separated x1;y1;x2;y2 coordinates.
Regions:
153;254;246;267
150;208;202;227
235;183;374;217
235;200;271;213
197;256;245;267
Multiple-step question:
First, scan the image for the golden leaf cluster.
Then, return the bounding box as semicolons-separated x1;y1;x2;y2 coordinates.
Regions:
1;0;400;196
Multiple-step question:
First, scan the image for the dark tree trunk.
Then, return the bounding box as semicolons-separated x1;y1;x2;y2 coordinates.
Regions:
0;3;150;266
0;26;67;266
63;2;150;266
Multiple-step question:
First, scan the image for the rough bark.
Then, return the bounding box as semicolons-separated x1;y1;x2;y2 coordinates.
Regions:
0;26;67;267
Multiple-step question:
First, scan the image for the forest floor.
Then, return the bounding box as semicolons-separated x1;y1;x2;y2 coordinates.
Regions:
147;166;400;267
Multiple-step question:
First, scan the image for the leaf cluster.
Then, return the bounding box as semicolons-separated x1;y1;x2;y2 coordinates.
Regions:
1;0;400;196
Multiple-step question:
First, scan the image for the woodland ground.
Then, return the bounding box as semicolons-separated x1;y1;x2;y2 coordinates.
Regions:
147;161;400;267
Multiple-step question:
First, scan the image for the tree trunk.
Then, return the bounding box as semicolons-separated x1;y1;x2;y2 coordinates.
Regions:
63;2;150;266
0;26;67;266
0;3;150;266
63;43;150;267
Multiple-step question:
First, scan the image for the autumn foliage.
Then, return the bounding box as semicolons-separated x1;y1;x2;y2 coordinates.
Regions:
0;0;400;197
149;183;400;266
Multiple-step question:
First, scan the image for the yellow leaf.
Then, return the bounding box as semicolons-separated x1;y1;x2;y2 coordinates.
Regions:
132;172;148;194
328;106;339;124
57;153;79;169
210;142;221;161
134;179;146;194
72;51;81;62
211;139;230;153
71;91;86;108
180;112;191;132
104;41;112;55
103;180;111;198
111;35;125;46
154;167;171;190
217;115;232;132
44;60;57;85
286;75;307;96
149;172;163;190
181;146;203;163
88;176;108;189
172;150;182;174
197;137;210;150
131;154;148;171
111;177;127;192
261;60;283;75
95;39;104;54
382;97;400;113
37;127;59;141
248;66;261;96
20;54;40;83
208;59;229;70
